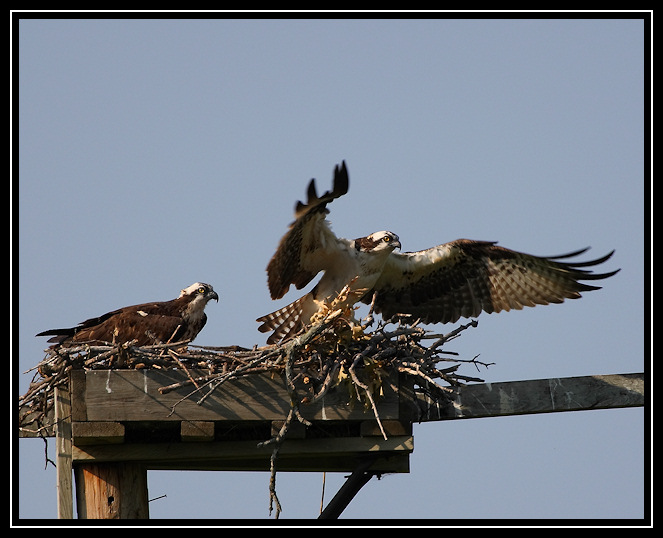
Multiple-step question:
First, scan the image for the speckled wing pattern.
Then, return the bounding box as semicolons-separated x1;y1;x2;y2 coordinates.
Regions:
257;162;350;343
368;239;619;324
264;161;349;300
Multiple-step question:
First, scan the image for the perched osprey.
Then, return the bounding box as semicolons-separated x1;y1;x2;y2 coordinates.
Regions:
256;161;619;344
37;282;218;347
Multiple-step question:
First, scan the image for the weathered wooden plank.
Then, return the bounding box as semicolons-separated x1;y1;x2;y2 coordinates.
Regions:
80;370;400;422
412;372;644;422
54;383;73;519
72;422;125;445
360;420;411;437
70;369;87;422
180;421;215;442
71;435;414;473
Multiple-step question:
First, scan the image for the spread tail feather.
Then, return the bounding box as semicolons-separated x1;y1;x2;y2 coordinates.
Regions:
256;293;315;345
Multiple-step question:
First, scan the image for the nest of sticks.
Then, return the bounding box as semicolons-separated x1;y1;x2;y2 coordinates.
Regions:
20;293;492;518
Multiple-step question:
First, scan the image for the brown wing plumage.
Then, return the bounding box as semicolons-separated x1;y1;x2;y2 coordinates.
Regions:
368;239;619;324
265;161;349;300
37;283;218;347
36;301;188;346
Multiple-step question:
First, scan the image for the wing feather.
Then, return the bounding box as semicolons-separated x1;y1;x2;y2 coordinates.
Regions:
36;300;190;346
265;161;350;300
37;300;193;346
367;239;619;324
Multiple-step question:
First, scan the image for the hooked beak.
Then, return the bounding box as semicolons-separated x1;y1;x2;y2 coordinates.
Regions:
209;291;219;302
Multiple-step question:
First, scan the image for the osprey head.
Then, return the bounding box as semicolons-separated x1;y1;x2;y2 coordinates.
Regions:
354;231;401;253
179;282;219;303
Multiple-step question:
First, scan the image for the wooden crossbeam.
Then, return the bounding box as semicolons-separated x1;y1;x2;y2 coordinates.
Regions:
410;372;644;422
70;435;414;472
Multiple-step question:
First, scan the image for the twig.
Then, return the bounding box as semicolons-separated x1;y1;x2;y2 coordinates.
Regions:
349;354;387;441
306;361;340;405
424;319;479;358
166;348;200;389
361;291;378;328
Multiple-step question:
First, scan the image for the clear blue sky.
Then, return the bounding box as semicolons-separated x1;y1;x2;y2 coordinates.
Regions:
15;15;648;523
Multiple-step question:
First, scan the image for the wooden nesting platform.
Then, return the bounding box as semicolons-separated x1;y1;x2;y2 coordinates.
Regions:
18;368;644;519
62;369;415;474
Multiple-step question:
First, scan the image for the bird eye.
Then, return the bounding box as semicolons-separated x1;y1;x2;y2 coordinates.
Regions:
198;287;205;294
383;236;392;243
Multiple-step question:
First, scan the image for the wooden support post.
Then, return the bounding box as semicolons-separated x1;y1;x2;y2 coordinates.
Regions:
54;383;73;519
74;462;149;519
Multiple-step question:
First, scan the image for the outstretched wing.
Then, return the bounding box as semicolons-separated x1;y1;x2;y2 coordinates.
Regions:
367;239;619;324
265;161;350;300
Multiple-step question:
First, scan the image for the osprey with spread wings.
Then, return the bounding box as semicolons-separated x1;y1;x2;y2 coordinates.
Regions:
257;162;619;344
37;282;218;347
